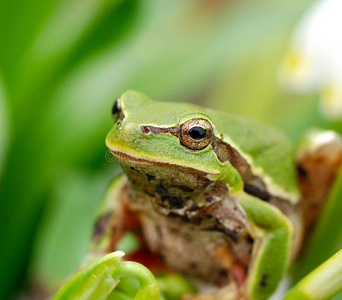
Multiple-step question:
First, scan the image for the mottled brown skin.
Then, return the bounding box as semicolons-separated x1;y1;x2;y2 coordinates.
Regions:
91;150;304;299
118;157;254;286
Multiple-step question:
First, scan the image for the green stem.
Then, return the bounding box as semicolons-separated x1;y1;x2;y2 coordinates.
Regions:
284;249;342;300
112;261;160;300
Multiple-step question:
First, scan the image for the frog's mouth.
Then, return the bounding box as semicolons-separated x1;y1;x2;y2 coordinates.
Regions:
109;149;219;178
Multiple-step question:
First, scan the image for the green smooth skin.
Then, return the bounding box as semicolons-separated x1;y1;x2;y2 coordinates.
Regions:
239;194;293;300
106;90;298;198
54;251;160;300
284;249;342;300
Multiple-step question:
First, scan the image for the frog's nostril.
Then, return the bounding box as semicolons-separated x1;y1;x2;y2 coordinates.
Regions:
141;126;150;134
112;99;121;116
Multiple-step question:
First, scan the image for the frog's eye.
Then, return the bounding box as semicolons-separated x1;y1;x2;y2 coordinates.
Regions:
112;98;122;122
180;118;213;150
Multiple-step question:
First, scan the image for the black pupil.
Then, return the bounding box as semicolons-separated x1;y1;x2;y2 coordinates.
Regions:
188;126;206;140
112;100;120;115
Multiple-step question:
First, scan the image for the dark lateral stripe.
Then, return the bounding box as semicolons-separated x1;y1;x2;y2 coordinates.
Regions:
212;136;273;202
244;184;271;201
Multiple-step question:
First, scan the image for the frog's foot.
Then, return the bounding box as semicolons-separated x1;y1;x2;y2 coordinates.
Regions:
296;129;342;240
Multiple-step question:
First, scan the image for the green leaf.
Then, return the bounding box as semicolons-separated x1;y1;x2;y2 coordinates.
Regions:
54;252;160;300
54;252;125;300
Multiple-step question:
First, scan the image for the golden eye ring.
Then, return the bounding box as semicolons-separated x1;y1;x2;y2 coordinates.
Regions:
180;118;213;150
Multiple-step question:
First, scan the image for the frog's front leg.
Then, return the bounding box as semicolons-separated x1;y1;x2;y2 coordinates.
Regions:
88;174;168;273
87;175;128;261
88;175;149;262
183;193;293;300
239;193;293;300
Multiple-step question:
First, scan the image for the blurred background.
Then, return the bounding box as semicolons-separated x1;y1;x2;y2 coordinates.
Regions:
1;0;342;299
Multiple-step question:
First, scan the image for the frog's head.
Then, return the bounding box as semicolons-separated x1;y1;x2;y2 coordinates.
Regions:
106;90;243;197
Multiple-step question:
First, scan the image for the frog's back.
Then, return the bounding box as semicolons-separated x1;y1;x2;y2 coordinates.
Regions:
208;109;298;198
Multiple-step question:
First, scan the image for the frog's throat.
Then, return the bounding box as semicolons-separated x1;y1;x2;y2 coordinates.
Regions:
109;149;220;180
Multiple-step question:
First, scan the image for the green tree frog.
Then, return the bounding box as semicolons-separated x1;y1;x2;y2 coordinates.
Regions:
91;90;342;300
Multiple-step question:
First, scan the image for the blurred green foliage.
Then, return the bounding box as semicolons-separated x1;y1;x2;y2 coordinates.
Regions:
2;0;342;299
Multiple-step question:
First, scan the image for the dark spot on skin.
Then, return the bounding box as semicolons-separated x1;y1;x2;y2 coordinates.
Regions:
234;206;237;210
247;235;254;244
203;213;214;219
161;195;184;208
190;262;197;269
181;215;190;222
158;254;165;261
260;273;268;287
130;166;139;172
209;226;239;242
144;189;155;197
218;269;228;280
205;196;213;202
297;165;308;178
146;174;155;181
177;186;194;193
244;184;270;201
158;202;168;208
92;212;112;242
184;233;193;241
156;184;168;195
245;267;249;275
186;204;198;212
168;212;180;218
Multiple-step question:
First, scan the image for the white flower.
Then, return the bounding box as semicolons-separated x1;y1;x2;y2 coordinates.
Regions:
279;0;342;120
